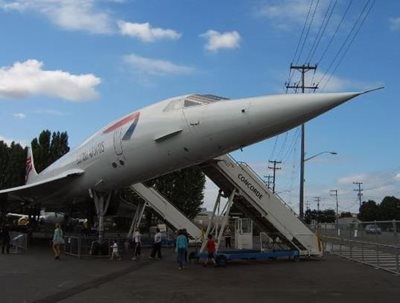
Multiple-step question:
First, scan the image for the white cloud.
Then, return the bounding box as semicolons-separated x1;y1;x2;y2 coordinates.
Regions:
0;0;113;34
338;174;368;185
13;113;26;119
257;0;330;31
200;30;241;52
117;21;181;42
33;109;66;116
389;17;400;31
0;59;101;101
124;53;194;76
337;171;400;203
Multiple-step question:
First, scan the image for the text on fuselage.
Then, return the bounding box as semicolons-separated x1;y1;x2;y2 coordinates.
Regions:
77;141;105;165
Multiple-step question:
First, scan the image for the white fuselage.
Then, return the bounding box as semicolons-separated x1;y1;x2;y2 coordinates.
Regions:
28;92;362;201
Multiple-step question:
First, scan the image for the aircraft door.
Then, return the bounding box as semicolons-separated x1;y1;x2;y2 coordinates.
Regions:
113;129;124;157
182;106;205;134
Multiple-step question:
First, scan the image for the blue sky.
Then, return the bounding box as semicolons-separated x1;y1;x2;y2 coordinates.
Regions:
0;0;399;213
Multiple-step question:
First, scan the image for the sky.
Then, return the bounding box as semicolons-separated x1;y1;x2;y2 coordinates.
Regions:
0;0;399;214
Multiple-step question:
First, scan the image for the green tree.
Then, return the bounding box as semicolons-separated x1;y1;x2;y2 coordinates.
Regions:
305;208;336;223
147;166;205;220
0;141;26;189
0;140;26;223
340;212;353;218
6;142;26;187
0;141;9;189
358;200;380;221
320;209;336;223
31;130;70;173
379;196;400;220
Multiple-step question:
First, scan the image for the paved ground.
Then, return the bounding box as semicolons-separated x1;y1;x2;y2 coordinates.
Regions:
1;244;400;303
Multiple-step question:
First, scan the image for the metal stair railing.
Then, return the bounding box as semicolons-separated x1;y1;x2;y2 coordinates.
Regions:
211;154;321;256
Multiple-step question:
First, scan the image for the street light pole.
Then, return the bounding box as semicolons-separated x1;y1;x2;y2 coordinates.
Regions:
299;125;305;219
299;151;337;220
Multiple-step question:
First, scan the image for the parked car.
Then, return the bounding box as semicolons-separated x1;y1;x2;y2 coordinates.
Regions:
364;224;382;234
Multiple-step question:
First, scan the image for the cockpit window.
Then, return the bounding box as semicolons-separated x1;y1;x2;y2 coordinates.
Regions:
163;94;228;112
184;100;202;107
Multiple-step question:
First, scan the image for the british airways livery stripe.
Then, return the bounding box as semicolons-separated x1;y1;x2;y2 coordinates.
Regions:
103;112;140;136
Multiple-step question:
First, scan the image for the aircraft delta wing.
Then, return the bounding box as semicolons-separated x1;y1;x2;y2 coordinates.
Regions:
0;168;84;203
0;89;382;208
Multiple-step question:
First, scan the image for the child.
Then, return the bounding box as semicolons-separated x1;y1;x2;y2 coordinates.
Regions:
110;240;121;261
204;234;216;267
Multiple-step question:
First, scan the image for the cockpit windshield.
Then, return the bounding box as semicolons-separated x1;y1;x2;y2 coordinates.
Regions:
163;94;228;112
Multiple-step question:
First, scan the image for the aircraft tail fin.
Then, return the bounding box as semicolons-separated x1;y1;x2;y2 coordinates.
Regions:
25;146;39;185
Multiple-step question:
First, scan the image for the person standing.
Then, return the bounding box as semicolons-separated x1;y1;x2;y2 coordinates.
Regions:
175;229;188;270
203;234;216;267
110;240;121;261
132;229;142;260
52;223;64;260
149;228;162;259
1;225;11;254
182;228;189;263
224;227;232;249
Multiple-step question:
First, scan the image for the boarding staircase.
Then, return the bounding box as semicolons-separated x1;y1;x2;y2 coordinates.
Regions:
200;154;322;257
129;183;203;241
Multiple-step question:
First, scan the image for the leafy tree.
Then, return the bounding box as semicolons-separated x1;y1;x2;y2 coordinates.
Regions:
6;142;26;187
358;200;380;221
379;196;400;220
146;166;205;220
320;209;336;223
340;212;353;218
0;140;26;223
0;141;26;189
0;141;9;189
305;208;336;223
31;130;70;173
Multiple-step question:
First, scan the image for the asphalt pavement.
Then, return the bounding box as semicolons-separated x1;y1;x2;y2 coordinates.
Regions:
1;244;400;303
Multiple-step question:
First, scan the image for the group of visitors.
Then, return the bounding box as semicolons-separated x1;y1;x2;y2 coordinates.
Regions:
49;223;233;270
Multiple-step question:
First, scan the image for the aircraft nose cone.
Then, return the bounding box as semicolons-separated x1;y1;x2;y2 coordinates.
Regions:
242;91;365;142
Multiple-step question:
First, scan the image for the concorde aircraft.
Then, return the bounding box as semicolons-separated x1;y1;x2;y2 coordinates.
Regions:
0;89;381;240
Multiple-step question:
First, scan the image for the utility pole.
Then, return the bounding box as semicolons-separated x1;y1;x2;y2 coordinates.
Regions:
330;189;339;231
314;196;321;212
353;182;364;207
263;174;273;190
285;64;318;220
314;196;321;223
268;160;282;194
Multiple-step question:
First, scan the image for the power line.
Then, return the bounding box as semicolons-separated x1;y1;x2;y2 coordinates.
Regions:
318;0;375;88
288;0;316;85
263;174;273;190
306;0;338;64
322;0;375;88
294;0;321;65
317;0;353;65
